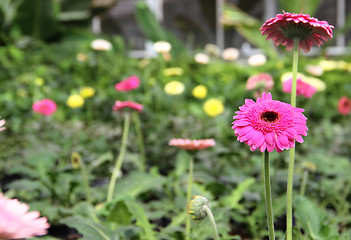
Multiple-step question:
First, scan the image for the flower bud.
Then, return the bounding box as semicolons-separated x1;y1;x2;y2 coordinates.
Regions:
187;195;210;220
71;152;81;169
301;161;317;172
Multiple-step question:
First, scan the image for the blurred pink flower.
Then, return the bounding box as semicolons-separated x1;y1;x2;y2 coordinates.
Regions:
0;117;5;132
32;99;57;116
260;11;333;53
115;76;140;92
0;194;50;239
112;100;143;113
282;78;317;98
338;96;351;115
169;138;215;151
246;73;274;91
232;92;308;153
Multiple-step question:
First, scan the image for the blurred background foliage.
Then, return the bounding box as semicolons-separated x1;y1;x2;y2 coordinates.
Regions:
0;0;351;239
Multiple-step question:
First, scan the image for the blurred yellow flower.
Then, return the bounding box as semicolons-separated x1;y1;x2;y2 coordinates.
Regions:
17;89;28;98
79;86;95;98
76;53;88;62
67;94;85;108
192;85;207;99
203;98;224;117
34;77;44;86
163;68;184;76
164;81;185;95
71;152;81;169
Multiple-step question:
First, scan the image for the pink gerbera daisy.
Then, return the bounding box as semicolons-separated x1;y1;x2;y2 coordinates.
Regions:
232;92;308;153
169;138;215;151
338;96;351;115
112;100;143;113
282;77;317;98
115;75;140;92
32;99;57;116
260;11;334;53
0;194;50;239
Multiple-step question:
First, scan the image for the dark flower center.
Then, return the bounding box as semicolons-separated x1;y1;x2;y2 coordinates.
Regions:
282;22;314;40
261;111;279;123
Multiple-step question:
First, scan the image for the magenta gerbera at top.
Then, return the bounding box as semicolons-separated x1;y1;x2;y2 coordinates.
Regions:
260;11;334;53
32;99;57;116
0;194;50;239
115;75;140;92
232;92;308;153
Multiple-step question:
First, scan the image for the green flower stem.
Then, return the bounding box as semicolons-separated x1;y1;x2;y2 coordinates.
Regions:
300;170;309;196
80;160;92;204
203;205;220;240
132;111;146;172
86;98;93;124
107;113;130;202
286;38;299;240
185;156;194;240
263;151;275;240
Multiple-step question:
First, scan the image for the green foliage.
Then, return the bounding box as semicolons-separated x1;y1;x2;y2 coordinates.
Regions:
294;196;339;240
277;0;322;15
222;3;278;59
135;1;186;55
14;0;60;39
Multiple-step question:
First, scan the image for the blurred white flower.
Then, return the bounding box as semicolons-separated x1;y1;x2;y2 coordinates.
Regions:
247;54;267;66
305;64;324;76
153;41;172;53
91;39;112;51
194;53;210;64
221;48;240;61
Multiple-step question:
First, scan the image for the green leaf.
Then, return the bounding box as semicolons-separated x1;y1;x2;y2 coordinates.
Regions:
135;1;185;55
106;200;132;226
14;0;59;39
103;195;157;240
220;178;255;210
61;217;119;240
113;171;166;197
291;227;305;240
294;196;338;240
222;3;278;59
277;0;322;15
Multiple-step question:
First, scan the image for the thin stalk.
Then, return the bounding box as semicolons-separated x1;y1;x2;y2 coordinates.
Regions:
299;170;309;196
80;160;92;204
286;38;299;240
263;151;275;240
132;111;146;172
203;205;220;240
86;98;93;124
185;156;194;240
107;113;130;202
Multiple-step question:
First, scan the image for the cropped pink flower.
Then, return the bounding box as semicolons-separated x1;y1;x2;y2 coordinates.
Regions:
260;11;334;53
0;194;50;239
32;99;57;116
115;76;140;92
112;100;143;113
282;78;317;98
246;73;274;91
232;92;308;153
338;96;351;115
169;138;215;151
0;117;5;132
